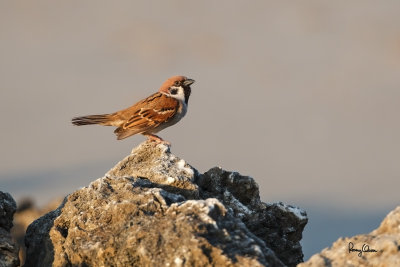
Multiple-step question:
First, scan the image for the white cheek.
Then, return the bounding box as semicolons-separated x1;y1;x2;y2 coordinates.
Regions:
170;86;186;102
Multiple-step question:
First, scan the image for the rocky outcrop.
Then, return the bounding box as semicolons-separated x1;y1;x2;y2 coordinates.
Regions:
299;206;400;267
24;141;307;267
0;191;19;267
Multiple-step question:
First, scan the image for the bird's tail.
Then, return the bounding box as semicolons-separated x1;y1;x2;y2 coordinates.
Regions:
72;114;114;126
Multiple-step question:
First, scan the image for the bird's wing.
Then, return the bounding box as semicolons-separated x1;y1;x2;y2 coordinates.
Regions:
114;92;178;140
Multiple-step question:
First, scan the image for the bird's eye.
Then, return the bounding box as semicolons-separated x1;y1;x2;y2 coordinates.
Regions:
174;81;180;86
170;88;178;95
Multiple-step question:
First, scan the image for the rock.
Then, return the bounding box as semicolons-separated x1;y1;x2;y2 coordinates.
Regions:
24;199;66;267
106;142;200;199
11;198;63;265
0;191;19;267
299;206;400;267
198;167;307;266
0;192;16;233
24;141;307;266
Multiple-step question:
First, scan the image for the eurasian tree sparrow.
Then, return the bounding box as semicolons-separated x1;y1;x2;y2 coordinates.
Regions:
72;75;195;143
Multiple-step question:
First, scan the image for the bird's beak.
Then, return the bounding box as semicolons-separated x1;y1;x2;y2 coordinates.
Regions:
183;79;195;86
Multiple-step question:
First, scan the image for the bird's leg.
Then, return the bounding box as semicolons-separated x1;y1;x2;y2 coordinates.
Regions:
143;134;171;145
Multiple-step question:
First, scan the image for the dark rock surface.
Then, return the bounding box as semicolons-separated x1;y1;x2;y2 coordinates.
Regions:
24;199;66;267
11;198;63;265
0;191;19;267
198;167;307;266
24;141;307;266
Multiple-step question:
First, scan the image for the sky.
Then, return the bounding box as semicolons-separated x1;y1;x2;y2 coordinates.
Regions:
1;0;400;260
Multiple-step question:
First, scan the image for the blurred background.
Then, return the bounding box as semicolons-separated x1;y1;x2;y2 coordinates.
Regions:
1;0;399;260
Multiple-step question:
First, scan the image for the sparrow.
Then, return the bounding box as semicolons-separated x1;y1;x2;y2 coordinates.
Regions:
72;75;195;143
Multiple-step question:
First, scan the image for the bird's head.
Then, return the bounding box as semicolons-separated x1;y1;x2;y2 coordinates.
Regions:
159;76;195;104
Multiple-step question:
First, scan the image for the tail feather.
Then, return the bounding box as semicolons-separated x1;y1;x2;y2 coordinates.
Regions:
72;114;112;126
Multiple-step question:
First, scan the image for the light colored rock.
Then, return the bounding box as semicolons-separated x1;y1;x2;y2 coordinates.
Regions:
299;206;400;267
24;141;308;266
106;141;199;199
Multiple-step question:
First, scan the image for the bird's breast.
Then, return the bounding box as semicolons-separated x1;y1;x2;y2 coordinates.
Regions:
168;101;187;125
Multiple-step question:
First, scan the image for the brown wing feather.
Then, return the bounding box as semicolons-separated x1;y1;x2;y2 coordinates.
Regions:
114;92;178;140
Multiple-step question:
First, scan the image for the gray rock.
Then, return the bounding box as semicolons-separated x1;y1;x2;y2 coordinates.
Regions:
0;191;19;267
24;199;66;267
299;206;400;267
11;197;63;266
0;192;16;232
24;141;308;266
198;167;307;266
